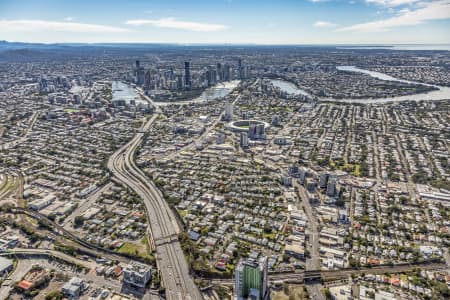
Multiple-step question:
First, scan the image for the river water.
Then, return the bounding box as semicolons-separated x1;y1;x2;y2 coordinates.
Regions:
271;79;310;96
271;66;450;103
155;80;240;106
112;81;147;105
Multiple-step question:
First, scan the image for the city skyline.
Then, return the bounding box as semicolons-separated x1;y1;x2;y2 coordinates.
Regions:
0;0;450;44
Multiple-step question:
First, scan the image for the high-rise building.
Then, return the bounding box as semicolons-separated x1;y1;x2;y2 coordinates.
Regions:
134;60;145;85
184;61;191;89
224;102;233;121
177;74;183;90
207;66;217;86
238;58;244;79
240;132;248;148
235;257;268;300
223;64;231;81
248;122;266;140
217;63;223;81
319;173;329;189
326;177;337;197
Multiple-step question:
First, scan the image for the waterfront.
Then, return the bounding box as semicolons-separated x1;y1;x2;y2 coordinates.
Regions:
112;81;147;105
271;67;450;103
155;80;240;106
332;66;450;103
271;79;310;96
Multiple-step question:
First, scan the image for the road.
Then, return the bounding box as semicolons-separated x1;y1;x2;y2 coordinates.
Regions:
293;182;324;300
0;248;93;269
0;259;31;300
184;94;241;151
108;115;202;300
63;182;113;228
394;134;418;202
1;110;40;150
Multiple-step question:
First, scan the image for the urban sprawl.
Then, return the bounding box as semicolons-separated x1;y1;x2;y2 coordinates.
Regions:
0;44;449;300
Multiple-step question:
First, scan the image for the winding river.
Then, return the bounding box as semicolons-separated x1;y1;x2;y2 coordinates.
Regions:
271;66;450;103
155;80;240;106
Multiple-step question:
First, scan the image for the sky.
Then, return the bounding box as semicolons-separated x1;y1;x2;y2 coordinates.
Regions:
0;0;449;44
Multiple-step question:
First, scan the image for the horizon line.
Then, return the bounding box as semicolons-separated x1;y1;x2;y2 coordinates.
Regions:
2;40;450;47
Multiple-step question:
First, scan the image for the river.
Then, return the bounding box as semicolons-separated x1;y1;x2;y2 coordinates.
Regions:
155;80;240;106
271;66;450;103
271;79;310;96
112;81;147;105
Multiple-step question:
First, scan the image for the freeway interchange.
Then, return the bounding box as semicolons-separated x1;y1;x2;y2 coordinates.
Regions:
107;114;202;300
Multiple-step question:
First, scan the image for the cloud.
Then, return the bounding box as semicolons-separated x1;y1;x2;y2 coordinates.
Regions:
0;19;131;33
64;17;75;21
365;0;421;7
337;0;450;32
314;21;337;28
125;18;228;32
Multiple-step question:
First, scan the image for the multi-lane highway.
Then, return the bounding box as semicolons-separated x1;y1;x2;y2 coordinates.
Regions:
108;115;202;300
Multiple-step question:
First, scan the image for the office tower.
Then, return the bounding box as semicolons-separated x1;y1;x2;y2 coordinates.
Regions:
240;132;248;148
248;123;265;140
134;60;145;85
238;58;244;79
144;70;152;90
177;74;183;90
206;66;217;86
288;165;299;177
235;257;268;300
306;180;316;193
326;177;337;197
223;64;231;81
299;168;307;185
319;173;329;189
184;61;191;89
224;102;233;121
217;63;223;81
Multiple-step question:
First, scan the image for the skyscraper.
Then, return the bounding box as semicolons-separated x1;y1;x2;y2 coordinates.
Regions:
134;60;145;85
217;63;223;81
248;122;265;140
184;61;191;89
240;132;249;149
224;102;233;121
207;66;217;86
223;64;231;81
238;58;244;79
235;257;268;300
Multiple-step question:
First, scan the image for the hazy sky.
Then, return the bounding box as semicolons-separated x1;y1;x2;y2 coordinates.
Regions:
0;0;449;44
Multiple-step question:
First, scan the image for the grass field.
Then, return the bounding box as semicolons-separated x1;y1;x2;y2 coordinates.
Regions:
118;242;142;256
64;108;80;113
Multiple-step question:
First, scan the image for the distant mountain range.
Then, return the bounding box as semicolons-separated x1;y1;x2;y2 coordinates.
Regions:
0;41;448;62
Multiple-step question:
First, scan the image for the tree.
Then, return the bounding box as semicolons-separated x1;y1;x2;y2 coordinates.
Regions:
45;291;64;300
74;216;85;227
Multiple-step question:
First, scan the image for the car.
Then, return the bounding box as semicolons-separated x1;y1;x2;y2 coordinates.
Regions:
100;290;109;299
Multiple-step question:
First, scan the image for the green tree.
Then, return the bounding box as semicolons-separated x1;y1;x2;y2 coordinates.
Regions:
74;216;85;227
